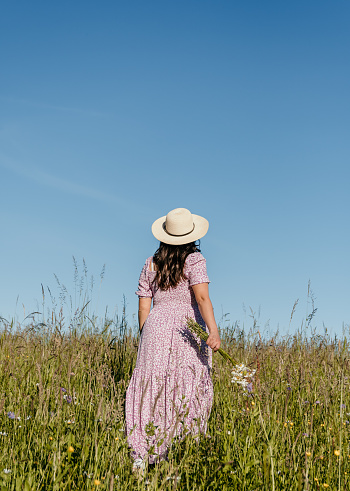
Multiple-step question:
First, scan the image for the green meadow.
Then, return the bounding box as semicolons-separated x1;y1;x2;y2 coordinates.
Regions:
0;296;349;490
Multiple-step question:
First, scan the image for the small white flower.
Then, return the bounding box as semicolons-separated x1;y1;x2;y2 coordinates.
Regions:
166;476;181;482
132;458;145;471
26;416;31;420
0;432;8;436
227;431;231;435
3;469;11;474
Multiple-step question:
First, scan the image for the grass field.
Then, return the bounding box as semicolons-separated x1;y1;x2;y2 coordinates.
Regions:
0;302;349;490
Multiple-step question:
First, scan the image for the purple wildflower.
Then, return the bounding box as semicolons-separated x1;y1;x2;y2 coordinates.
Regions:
303;401;309;404
247;382;253;393
302;433;309;437
287;387;292;391
66;396;73;404
346;421;349;424
315;400;320;404
7;412;16;419
61;388;67;393
341;404;346;409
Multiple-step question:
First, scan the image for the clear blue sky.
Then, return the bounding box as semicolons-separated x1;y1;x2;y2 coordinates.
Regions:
1;1;349;336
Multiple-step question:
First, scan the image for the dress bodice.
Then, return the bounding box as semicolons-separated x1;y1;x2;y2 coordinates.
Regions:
136;252;210;309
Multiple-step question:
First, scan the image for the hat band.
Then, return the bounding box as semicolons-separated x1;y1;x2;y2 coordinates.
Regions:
163;222;195;237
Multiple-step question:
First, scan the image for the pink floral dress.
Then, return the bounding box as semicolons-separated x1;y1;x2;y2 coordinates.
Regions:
125;252;213;463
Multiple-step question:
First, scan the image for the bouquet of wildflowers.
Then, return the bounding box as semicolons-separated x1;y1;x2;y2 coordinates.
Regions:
230;363;256;391
186;318;256;390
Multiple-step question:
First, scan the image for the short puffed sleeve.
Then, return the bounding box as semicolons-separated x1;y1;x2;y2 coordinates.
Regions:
186;252;210;286
135;258;153;297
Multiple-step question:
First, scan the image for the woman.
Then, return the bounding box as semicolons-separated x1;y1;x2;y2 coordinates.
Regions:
125;208;220;470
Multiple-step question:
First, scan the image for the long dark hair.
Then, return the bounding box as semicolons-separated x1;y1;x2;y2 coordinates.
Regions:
153;241;201;291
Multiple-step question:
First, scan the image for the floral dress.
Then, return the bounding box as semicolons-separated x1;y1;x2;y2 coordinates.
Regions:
125;252;213;463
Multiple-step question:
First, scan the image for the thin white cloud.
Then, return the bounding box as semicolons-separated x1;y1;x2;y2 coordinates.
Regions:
0;95;107;117
0;157;129;208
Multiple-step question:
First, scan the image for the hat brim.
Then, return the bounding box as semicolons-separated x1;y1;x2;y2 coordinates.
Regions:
151;214;209;245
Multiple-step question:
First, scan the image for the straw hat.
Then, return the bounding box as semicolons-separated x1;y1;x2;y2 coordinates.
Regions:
152;208;209;245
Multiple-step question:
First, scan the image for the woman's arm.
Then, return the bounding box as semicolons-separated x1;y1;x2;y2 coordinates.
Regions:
138;297;152;332
191;283;221;352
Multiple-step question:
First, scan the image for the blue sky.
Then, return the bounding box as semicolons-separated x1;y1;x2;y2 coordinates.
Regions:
1;1;349;336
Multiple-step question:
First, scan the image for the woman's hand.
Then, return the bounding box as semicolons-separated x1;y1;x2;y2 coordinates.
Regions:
206;331;221;352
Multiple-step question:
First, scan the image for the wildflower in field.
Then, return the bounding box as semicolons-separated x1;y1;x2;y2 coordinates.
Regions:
65;419;75;424
287;386;292;391
61;387;67;393
0;432;8;436
306;452;311;457
7;412;16;419
334;450;340;456
302;433;309;437
323;484;329;488
341;404;346;409
3;469;11;474
84;472;93;478
227;431;231;435
94;479;101;485
49;437;53;441
315;400;320;404
68;446;74;453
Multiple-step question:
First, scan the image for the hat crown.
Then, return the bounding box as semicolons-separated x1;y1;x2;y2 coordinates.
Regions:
165;208;194;236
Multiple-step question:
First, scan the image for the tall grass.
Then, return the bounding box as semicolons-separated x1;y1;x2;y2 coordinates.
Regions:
0;296;349;489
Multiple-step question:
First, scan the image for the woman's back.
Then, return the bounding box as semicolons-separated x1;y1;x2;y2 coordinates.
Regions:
136;251;210;310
